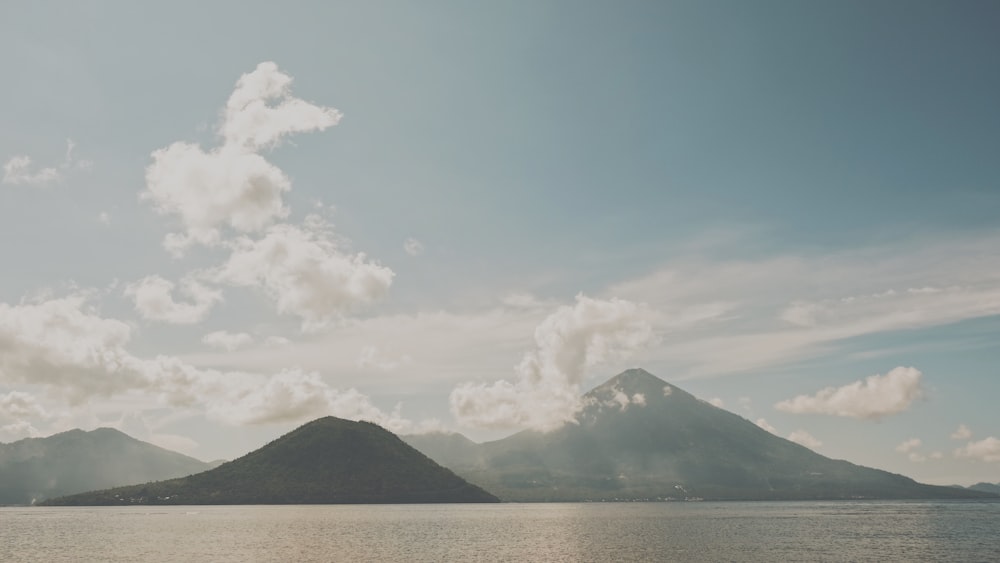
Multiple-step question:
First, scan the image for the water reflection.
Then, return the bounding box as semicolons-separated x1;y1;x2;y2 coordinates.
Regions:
2;501;999;562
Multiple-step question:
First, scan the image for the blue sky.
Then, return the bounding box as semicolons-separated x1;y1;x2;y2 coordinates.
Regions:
1;1;999;485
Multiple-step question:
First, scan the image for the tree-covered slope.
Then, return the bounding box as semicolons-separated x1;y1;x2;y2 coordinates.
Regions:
0;428;212;505
44;417;499;505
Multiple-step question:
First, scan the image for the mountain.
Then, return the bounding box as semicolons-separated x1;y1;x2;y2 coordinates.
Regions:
405;369;994;502
44;417;499;505
0;428;213;505
968;482;1000;494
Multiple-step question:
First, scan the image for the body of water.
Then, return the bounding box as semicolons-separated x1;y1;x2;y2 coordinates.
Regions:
2;500;999;562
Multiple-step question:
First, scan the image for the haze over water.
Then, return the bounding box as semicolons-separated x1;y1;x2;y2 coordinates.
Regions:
4;501;1000;562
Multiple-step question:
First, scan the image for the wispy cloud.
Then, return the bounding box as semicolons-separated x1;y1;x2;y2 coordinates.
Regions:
950;424;972;440
2;139;91;186
201;330;254;352
787;429;822;450
403;237;425;257
609;234;1000;378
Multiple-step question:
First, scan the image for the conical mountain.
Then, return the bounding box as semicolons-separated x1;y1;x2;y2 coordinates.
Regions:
44;417;499;505
407;369;992;501
0;428;213;505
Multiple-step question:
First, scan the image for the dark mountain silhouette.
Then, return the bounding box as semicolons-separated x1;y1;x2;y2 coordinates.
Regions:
44;416;499;505
0;428;212;505
405;369;994;502
968;482;1000;494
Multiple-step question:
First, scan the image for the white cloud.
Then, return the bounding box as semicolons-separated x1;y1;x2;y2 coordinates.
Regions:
0;294;435;434
264;336;291;347
221;61;342;152
589;384;647;412
212;217;393;330
895;438;922;453
2;155;59;185
755;418;777;434
2;139;91;187
141;62;342;255
0;295;146;402
404;237;425;257
144;142;292;254
125;275;222;324
787;430;822;449
708;397;725;408
950;424;972;440
356;345;410;372
774;367;924;420
0;421;43;443
608;235;1000;379
203;368;441;434
0;391;47;421
954;437;1000;463
201;330;254;352
449;294;653;431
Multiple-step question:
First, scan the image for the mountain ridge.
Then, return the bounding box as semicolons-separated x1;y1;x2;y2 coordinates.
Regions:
405;369;995;502
0;427;213;505
43;416;499;505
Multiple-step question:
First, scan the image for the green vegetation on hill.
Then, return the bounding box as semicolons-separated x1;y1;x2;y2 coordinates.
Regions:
405;369;996;502
0;428;212;505
43;417;499;505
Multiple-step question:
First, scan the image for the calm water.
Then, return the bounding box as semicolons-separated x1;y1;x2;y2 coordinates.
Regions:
2;501;999;562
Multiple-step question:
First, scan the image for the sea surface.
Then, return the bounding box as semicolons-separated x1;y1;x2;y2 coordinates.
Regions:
2;500;999;562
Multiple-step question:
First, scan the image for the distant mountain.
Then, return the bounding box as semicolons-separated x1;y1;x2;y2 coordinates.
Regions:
405;369;994;502
0;428;212;505
44;417;499;505
968;482;1000;494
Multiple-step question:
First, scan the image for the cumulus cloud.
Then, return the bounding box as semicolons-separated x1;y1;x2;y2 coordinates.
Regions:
404;237;425;257
954;437;1000;463
144;142;293;254
0;293;430;433
211;216;393;330
220;61;342;151
449;294;653;431
774;367;924;420
141;62;342;255
124;275;222;324
708;397;725;408
201;330;254;351
0;295;146;402
787;430;822;449
950;424;972;440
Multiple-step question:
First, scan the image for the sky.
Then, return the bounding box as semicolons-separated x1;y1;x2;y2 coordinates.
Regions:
1;1;999;486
